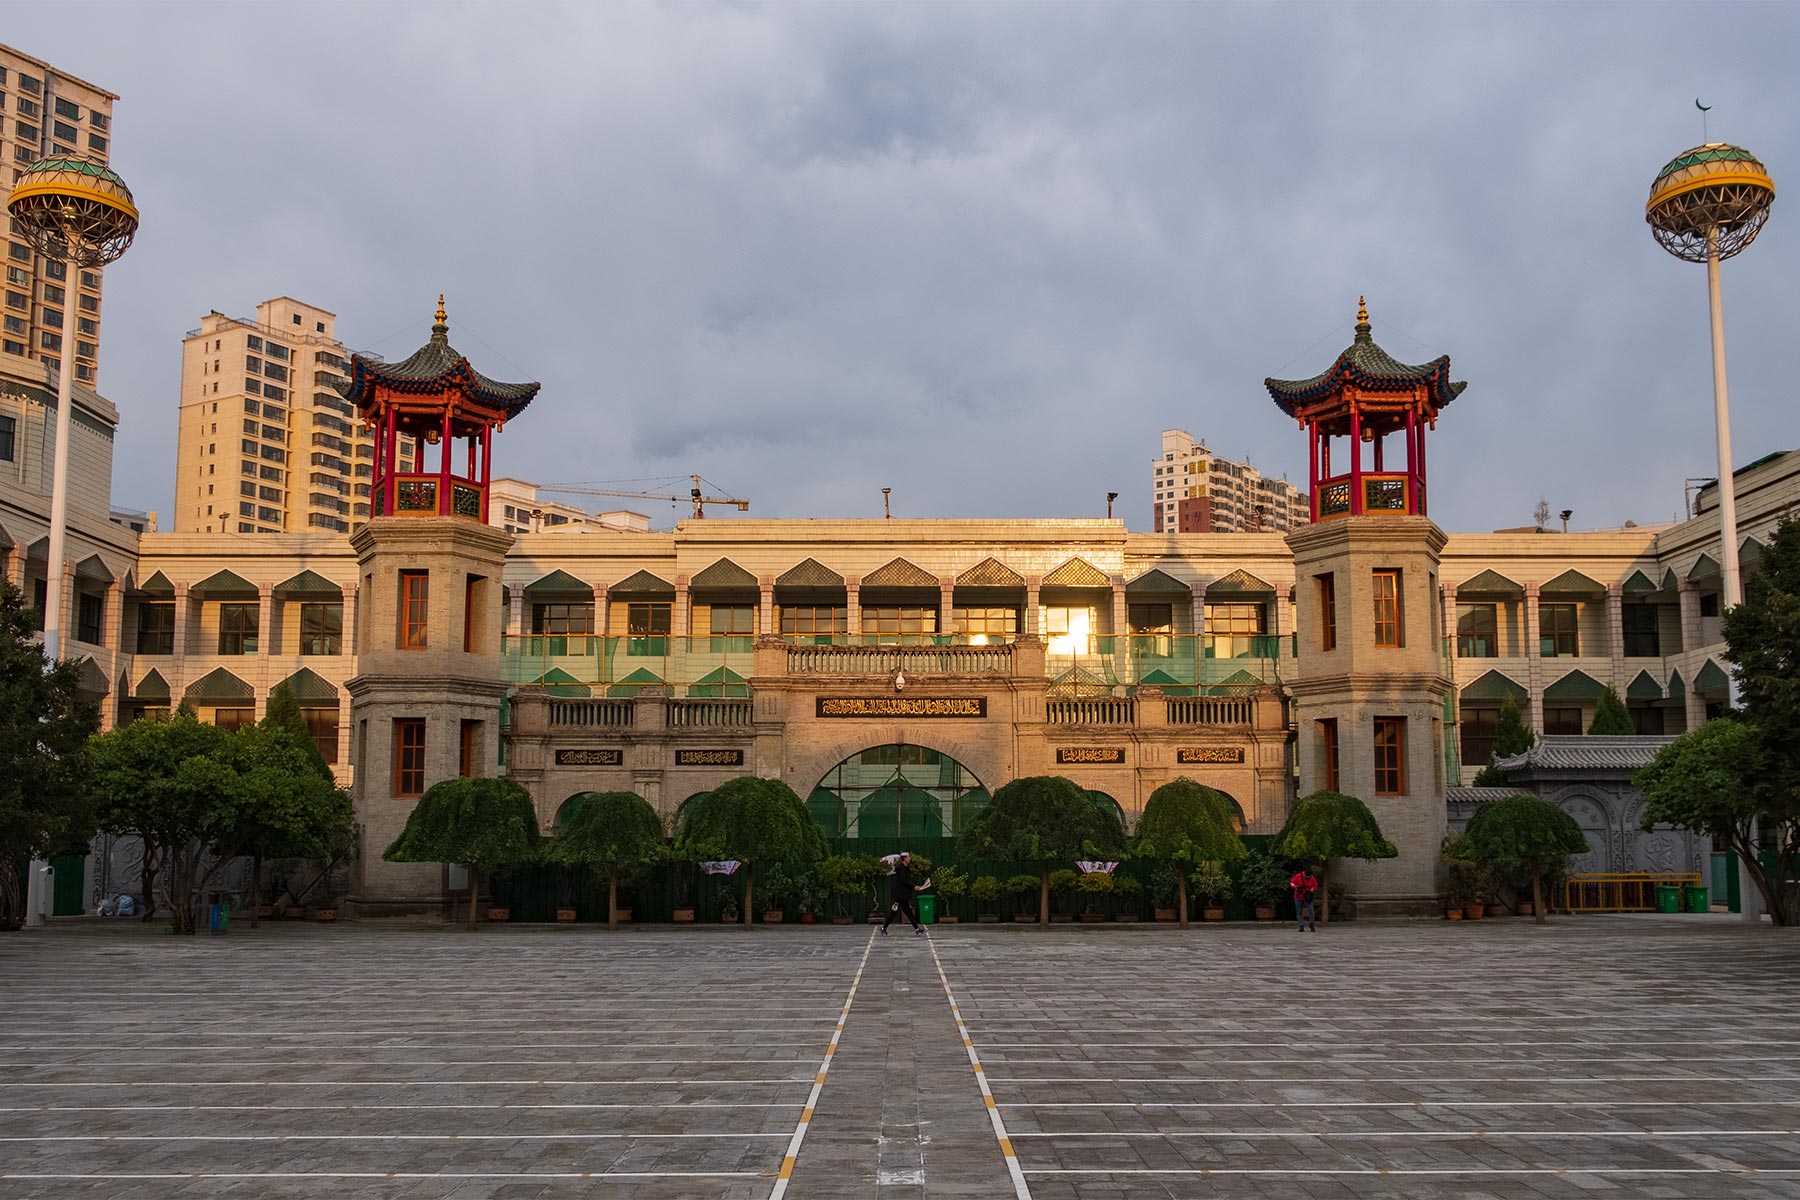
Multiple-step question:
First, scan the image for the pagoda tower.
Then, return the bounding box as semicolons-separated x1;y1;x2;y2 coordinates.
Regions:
1267;300;1463;916
339;298;541;918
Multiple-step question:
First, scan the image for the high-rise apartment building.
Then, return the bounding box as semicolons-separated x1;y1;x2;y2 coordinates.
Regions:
174;297;412;535
0;44;117;385
1151;429;1308;533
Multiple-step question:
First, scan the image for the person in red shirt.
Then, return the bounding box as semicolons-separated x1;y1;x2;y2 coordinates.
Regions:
1290;866;1320;932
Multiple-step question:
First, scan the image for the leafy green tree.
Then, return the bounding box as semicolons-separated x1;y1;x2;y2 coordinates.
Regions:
1132;778;1245;927
239;687;347;926
1472;694;1535;786
0;580;98;930
547;790;667;929
673;776;826;928
384;776;541;930
1588;687;1635;736
817;853;880;918
958;775;1126;926
1271;790;1397;925
1450;794;1590;924
1637;719;1798;925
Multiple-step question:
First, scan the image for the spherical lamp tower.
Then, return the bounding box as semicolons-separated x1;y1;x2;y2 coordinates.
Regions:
1646;142;1775;610
6;155;140;661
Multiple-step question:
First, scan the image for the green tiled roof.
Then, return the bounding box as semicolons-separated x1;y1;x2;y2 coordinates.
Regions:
777;558;844;589
525;569;590;595
1207;568;1274;594
957;558;1024;588
192;569;256;595
184;668;253;704
274;570;341;595
1265;318;1467;416
1695;659;1731;693
1667;669;1685;699
1656;143;1766;181
340;319;539;420
1457;569;1522;594
1621;570;1659;593
274;667;338;702
863;557;938;589
1541;569;1605;595
1626;670;1664;701
692;558;758;590
610;570;675;596
1461;669;1528;703
1043;558;1110;588
1544;669;1606;701
1688;554;1719;581
133;669;170;702
136;571;175;596
1127;568;1190;594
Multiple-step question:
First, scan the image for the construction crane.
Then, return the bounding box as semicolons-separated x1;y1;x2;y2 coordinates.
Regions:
538;475;749;520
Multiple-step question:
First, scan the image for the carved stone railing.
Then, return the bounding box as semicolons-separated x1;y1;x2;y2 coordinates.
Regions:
1046;697;1136;726
1165;695;1254;726
666;699;754;728
547;699;635;728
785;643;1014;676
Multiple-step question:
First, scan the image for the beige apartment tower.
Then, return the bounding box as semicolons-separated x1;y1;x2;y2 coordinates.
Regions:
0;44;117;385
174;298;415;536
1153;429;1308;534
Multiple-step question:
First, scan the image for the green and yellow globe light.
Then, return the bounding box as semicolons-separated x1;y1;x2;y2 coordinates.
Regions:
5;155;139;662
1646;140;1775;611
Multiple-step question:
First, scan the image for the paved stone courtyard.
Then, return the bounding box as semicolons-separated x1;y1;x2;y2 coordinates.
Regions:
2;916;1798;1199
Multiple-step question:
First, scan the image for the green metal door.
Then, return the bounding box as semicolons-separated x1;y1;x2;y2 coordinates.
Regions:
51;854;85;916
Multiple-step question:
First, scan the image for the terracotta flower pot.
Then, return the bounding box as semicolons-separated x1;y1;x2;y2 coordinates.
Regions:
1254;905;1276;921
763;910;783;925
938;915;959;924
1154;907;1178;922
800;912;817;925
832;915;854;925
555;908;577;923
978;914;1000;923
315;908;337;923
486;907;510;922
1485;903;1506;918
673;907;696;923
616;908;633;924
1080;913;1106;923
1114;913;1139;922
1202;906;1225;922
255;904;273;919
1517;901;1535;917
721;912;739;924
1446;906;1464;920
284;906;305;919
1463;903;1484;921
1013;914;1036;924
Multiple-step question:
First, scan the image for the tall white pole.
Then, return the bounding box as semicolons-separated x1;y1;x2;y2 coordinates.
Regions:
1705;225;1743;610
40;244;80;665
40;242;81;662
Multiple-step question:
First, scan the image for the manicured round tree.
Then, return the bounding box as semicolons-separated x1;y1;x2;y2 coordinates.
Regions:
384;776;540;930
674;776;826;928
1450;794;1589;924
1133;778;1245;928
1588;687;1635;736
548;791;667;930
1271;790;1397;925
958;775;1126;927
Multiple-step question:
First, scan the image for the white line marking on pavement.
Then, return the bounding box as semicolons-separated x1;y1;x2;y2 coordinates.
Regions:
0;1077;810;1088
987;1074;1800;1085
1006;1099;1800;1109
927;937;1031;1200
1003;1129;1800;1139
1021;1168;1800;1178
768;930;874;1200
1;1102;804;1113
0;1133;789;1142
9;1057;814;1068
0;1172;771;1181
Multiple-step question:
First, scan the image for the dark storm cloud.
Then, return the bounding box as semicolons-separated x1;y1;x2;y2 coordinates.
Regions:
7;2;1795;531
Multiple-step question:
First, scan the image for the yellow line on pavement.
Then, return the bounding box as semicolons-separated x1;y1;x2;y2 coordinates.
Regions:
768;932;875;1200
927;937;1032;1200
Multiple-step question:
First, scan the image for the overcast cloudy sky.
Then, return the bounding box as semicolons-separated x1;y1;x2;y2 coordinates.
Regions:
8;3;1796;532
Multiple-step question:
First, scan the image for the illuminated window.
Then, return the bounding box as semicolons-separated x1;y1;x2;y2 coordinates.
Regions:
1374;717;1406;795
954;606;1018;645
1372;570;1402;647
1203;602;1265;658
398;571;428;649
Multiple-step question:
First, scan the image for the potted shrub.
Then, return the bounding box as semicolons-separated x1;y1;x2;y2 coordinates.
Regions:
1449;795;1590;926
672;863;697;923
1238;851;1287;921
1192;861;1231;921
1006;873;1040;923
1443;835;1479;919
1048;868;1080;922
1150;865;1179;922
1112;874;1143;921
795;872;824;924
760;863;791;925
552;860;584;923
720;888;740;924
1133;779;1246;927
970;874;1002;922
934;867;968;924
1076;870;1113;922
818;853;877;925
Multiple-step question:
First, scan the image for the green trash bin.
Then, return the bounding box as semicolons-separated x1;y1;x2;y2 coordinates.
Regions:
1654;885;1681;914
1683;885;1710;913
917;893;936;925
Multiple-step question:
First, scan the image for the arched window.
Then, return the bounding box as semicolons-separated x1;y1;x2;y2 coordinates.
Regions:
811;744;987;838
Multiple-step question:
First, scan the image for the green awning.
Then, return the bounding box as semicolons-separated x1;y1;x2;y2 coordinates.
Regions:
1541;569;1605;596
608;667;663;697
133;668;170;702
1667;669;1685;700
1621;570;1658;594
1460;669;1528;703
1695;660;1731;693
1457;569;1523;595
191;569;257;596
1626;670;1664;701
1544;669;1606;701
274;667;338;702
274;570;341;596
525;569;590;595
1688;554;1719;581
184;667;253;704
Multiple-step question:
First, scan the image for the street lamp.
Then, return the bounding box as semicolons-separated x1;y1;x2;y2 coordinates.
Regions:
1645;142;1775;610
5;155;139;662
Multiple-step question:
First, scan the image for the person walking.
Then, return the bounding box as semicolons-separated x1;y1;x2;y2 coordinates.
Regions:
1290;865;1320;932
881;851;927;936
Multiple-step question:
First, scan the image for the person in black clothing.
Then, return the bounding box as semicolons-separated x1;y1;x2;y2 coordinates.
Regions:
881;852;927;936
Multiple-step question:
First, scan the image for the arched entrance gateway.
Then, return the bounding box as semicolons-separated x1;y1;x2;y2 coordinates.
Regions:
808;744;989;838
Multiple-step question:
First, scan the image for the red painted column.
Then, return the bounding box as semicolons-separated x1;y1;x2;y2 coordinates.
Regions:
383;406;399;517
1349;407;1363;515
480;425;493;522
1417;412;1428;516
1308;423;1319;522
438;410;454;515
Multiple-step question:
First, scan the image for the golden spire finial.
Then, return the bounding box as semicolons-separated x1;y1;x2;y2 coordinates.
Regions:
435;293;447;325
1357;295;1368;324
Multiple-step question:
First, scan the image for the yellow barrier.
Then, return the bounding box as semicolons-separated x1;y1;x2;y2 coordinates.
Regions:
1563;872;1702;913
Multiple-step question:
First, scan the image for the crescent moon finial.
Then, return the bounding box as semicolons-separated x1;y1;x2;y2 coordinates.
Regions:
1696;98;1712;112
